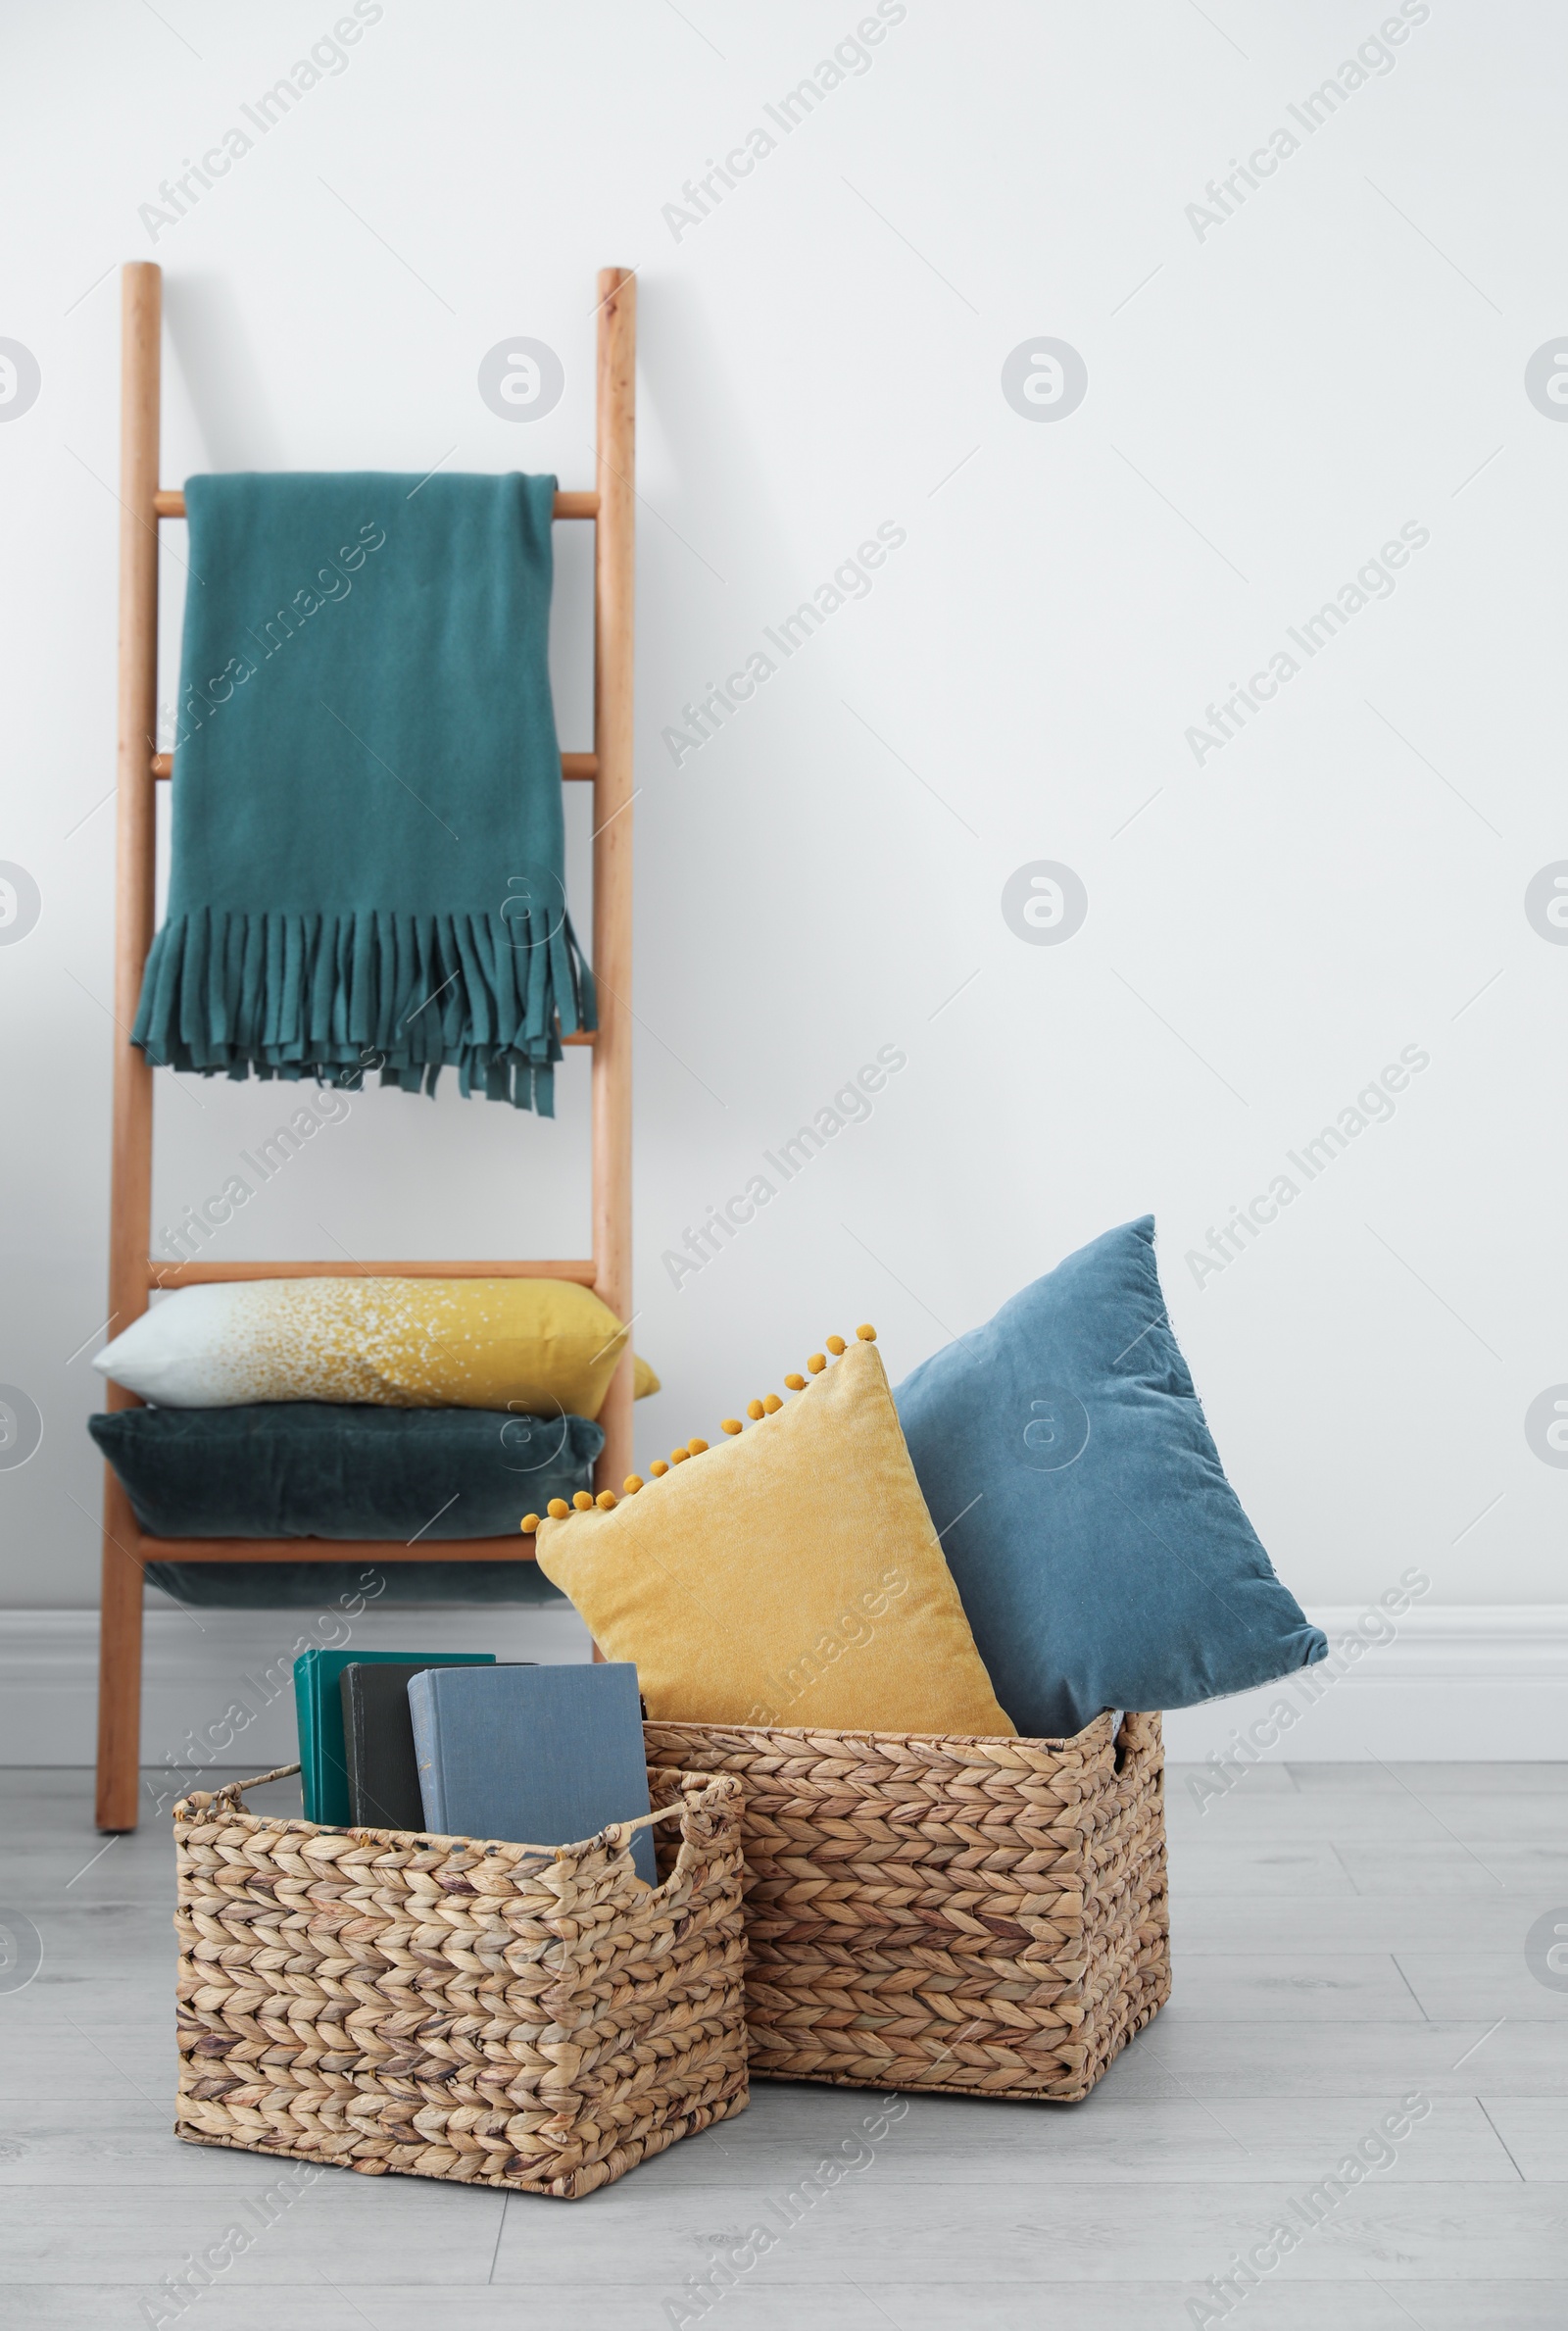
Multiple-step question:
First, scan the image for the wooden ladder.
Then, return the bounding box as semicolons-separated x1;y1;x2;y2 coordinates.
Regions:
95;262;635;1831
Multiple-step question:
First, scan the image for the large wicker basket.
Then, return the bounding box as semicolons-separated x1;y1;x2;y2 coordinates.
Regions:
643;1709;1169;2104
172;1762;748;2198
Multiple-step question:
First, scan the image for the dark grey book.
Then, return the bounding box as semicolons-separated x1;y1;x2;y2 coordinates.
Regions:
406;1661;656;1884
339;1658;514;1831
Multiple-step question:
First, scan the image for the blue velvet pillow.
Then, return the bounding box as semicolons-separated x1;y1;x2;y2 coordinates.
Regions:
894;1216;1325;1737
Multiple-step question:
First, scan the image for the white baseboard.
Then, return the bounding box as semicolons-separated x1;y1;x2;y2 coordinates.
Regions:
1159;1605;1568;1763
0;1601;594;1776
0;1603;1563;1770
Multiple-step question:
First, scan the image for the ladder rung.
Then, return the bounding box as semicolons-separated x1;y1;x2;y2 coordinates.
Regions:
151;488;598;520
133;1532;537;1563
145;1257;600;1289
149;750;596;781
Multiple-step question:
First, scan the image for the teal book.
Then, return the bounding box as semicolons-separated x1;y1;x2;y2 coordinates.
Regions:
294;1647;494;1825
407;1661;656;1884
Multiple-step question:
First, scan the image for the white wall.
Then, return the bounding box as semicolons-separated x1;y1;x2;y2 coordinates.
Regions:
2;0;1564;1621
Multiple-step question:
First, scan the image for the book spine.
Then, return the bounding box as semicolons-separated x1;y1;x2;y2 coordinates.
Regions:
293;1648;320;1824
406;1670;446;1834
341;1671;363;1823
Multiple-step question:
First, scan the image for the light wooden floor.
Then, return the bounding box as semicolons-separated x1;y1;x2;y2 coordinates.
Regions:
3;1761;1566;2328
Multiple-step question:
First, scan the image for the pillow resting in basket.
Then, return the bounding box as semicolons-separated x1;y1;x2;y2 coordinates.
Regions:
894;1215;1327;1738
533;1329;1014;1737
92;1276;659;1418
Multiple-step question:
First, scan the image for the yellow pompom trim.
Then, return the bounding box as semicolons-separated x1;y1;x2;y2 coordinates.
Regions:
596;1489;617;1511
519;1513;540;1535
572;1490;594;1512
619;1324;882;1509
547;1498;570;1519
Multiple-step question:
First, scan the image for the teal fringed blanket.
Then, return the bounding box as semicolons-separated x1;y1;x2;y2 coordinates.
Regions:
132;472;594;1113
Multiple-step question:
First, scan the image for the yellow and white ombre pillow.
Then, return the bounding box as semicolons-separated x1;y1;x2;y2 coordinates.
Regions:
532;1328;1013;1737
94;1277;658;1418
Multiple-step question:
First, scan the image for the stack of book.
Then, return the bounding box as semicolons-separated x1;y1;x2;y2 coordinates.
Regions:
292;1648;656;1883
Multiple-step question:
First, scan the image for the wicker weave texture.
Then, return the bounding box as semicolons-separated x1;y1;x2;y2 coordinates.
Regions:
172;1764;748;2199
643;1710;1169;2104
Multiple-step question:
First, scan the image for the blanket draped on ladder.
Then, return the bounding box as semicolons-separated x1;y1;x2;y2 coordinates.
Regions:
131;471;594;1113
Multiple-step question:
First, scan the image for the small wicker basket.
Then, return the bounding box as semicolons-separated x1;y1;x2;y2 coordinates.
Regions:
172;1762;748;2199
643;1709;1169;2104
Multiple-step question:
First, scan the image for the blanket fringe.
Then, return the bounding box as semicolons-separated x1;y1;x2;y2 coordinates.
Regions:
130;907;596;1116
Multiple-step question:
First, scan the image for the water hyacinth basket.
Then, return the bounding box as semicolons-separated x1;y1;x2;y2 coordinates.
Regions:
172;1761;748;2198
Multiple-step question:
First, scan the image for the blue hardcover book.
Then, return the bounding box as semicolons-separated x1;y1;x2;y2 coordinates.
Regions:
407;1662;656;1885
293;1647;494;1825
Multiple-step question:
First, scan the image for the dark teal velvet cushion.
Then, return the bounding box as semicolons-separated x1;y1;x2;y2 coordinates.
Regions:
893;1216;1326;1737
87;1404;595;1608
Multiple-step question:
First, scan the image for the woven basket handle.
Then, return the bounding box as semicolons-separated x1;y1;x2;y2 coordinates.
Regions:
599;1791;712;1855
172;1762;301;1819
598;1773;739;1896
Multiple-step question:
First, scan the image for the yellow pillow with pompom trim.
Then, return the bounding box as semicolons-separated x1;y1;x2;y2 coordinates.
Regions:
530;1328;1013;1736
